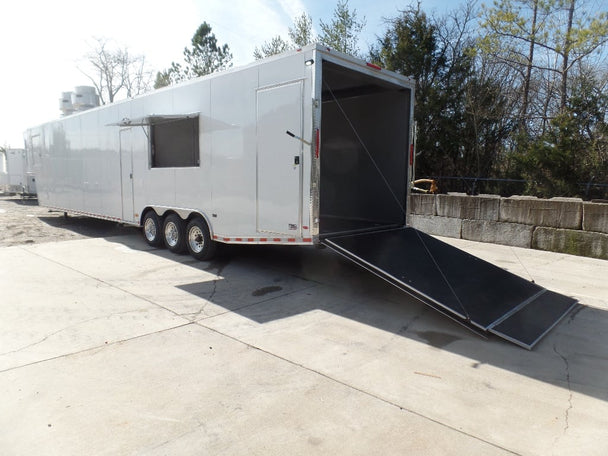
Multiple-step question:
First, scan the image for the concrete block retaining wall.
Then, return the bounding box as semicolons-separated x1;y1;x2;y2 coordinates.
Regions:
409;193;608;260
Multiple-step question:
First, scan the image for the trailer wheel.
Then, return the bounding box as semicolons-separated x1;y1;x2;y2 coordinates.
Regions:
163;214;186;253
142;211;163;247
186;217;216;261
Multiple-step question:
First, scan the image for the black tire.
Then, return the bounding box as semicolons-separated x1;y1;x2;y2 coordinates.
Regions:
185;217;217;261
142;210;164;247
163;213;186;253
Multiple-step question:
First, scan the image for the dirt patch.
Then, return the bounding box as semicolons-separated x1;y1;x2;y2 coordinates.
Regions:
0;194;140;247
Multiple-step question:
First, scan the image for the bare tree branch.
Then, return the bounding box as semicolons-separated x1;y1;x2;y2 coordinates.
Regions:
78;37;152;104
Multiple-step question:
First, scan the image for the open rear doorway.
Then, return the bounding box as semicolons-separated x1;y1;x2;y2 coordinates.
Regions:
319;61;412;237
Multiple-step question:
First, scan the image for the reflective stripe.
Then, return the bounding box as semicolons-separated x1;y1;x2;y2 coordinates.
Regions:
210;235;314;244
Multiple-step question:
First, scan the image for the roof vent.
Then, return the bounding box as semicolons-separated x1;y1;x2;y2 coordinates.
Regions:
59;91;74;116
71;86;100;111
60;86;100;116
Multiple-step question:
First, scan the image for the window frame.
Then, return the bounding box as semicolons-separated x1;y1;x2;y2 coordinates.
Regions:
149;115;200;169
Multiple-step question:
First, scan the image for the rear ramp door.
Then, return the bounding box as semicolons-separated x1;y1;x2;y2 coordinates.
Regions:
323;228;577;349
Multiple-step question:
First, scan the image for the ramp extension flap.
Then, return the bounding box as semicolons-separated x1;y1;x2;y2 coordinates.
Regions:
323;228;577;349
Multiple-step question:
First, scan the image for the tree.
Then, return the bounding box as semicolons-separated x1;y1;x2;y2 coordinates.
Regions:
289;12;315;47
154;70;172;90
319;0;366;56
477;0;608;196
253;13;315;60
479;0;554;132
480;0;608;130
551;0;608;111
443;3;517;180
81;37;153;104
253;3;366;61
155;22;232;88
515;68;608;197
372;6;446;178
123;54;154;98
370;2;515;184
254;36;291;60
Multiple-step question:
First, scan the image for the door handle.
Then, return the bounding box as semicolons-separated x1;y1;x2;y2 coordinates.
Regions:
286;130;311;146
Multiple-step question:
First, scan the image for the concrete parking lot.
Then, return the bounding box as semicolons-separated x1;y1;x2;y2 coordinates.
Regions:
1;199;607;454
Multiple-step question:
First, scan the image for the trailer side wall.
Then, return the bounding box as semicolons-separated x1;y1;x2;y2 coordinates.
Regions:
27;48;316;242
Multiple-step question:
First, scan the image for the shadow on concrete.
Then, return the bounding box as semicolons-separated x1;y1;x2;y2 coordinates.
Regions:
37;216;140;239
49;225;608;403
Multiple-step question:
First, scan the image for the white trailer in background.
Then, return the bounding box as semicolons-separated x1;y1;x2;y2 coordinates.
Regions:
0;149;7;191
1;148;36;196
24;44;576;349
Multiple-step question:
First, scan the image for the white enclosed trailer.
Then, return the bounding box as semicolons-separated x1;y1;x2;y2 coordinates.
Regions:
0;149;7;191
26;45;414;255
1;148;36;196
25;44;576;349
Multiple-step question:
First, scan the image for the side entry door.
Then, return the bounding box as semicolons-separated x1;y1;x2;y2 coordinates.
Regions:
119;128;134;222
256;81;304;236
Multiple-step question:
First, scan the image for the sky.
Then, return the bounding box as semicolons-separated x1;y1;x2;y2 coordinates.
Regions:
0;0;454;147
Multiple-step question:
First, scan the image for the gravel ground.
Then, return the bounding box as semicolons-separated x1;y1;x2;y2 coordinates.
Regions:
0;193;139;247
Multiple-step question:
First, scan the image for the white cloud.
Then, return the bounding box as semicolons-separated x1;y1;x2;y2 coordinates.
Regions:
276;0;308;20
197;0;301;65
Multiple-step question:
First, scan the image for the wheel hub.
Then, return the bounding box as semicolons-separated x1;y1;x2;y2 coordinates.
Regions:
188;226;205;253
144;218;157;241
165;222;179;247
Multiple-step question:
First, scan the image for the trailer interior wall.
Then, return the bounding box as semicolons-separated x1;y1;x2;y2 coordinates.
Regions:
319;61;411;236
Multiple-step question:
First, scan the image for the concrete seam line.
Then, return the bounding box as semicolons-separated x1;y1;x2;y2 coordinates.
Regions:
17;244;190;320
0;322;194;374
1;308;164;357
195;322;521;456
